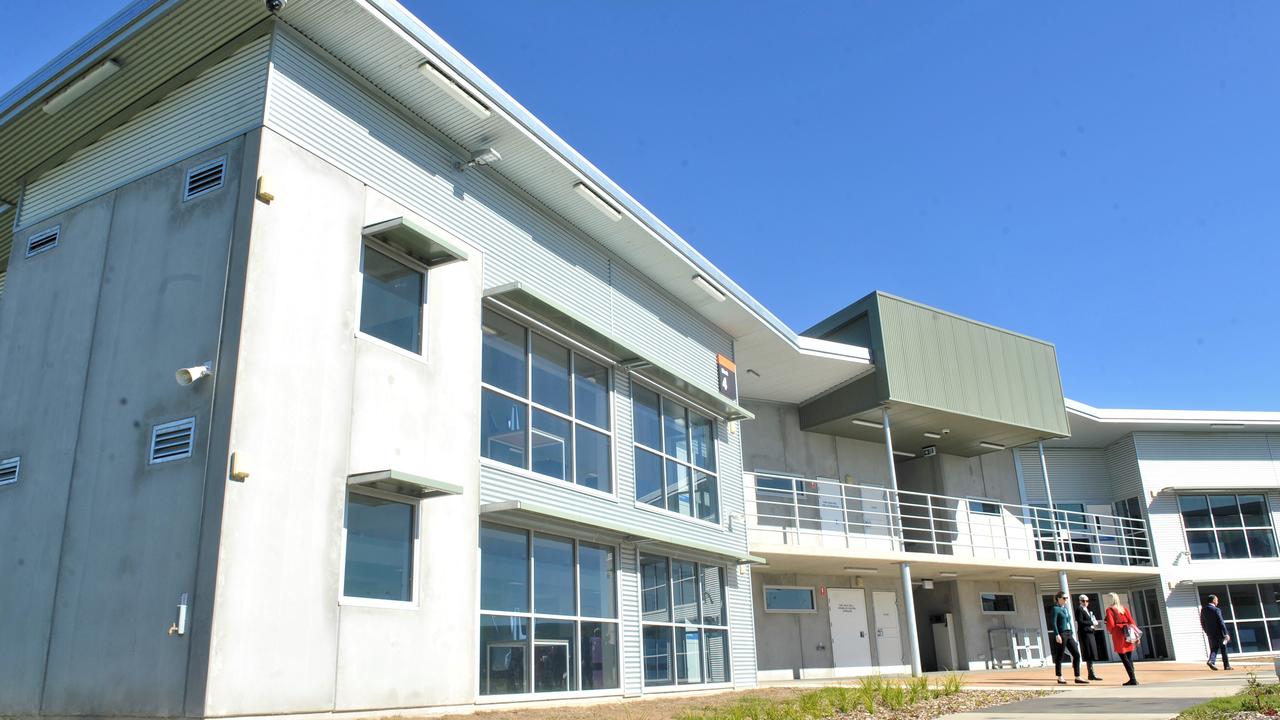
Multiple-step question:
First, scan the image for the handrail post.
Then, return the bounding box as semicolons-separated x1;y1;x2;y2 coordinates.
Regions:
882;407;902;551
790;477;801;541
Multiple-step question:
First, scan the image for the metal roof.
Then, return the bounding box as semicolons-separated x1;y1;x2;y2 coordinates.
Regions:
0;0;873;404
1054;398;1280;448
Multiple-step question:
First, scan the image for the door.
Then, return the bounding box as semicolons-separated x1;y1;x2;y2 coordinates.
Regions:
827;588;873;671
872;591;904;667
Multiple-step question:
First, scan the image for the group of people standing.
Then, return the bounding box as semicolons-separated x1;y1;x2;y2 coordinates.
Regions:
1049;592;1141;685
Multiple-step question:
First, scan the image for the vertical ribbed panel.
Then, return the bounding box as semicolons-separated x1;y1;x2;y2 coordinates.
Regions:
1165;583;1206;661
1105;435;1143;502
1018;447;1111;504
619;543;642;696
264;31;734;400
1145;491;1185;569
18;37;270;228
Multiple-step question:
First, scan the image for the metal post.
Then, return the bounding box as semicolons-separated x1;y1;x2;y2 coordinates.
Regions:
883;408;901;550
901;562;922;677
1058;569;1070;603
1038;440;1064;562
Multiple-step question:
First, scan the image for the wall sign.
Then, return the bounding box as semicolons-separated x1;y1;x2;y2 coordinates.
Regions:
716;353;738;401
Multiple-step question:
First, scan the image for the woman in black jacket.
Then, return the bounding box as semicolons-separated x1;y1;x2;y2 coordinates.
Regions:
1075;594;1103;681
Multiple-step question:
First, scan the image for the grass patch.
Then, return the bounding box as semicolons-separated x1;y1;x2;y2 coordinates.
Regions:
675;674;967;720
1179;672;1280;719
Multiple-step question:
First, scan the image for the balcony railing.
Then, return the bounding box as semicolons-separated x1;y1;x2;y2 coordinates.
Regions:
747;474;1153;567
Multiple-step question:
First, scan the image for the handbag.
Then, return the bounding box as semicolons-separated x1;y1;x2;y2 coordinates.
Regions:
1124;623;1144;644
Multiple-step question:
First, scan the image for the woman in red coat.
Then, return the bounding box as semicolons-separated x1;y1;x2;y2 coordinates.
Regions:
1105;592;1140;686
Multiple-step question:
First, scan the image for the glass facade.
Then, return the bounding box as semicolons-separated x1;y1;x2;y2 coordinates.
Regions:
640;553;730;687
342;491;415;602
1179;494;1278;560
1198;583;1280;655
480;524;620;695
481;309;613;492
632;385;719;522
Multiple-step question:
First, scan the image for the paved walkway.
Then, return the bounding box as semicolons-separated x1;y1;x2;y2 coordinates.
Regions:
938;661;1262;720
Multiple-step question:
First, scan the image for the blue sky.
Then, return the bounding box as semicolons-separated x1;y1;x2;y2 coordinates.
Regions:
4;2;1278;410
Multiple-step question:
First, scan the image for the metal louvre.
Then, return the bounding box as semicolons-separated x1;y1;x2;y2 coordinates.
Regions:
0;456;18;486
24;226;60;258
149;417;196;465
182;156;227;201
18;37;269;227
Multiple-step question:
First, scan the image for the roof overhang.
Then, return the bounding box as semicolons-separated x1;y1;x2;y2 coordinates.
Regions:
1055;399;1280;448
481;500;764;565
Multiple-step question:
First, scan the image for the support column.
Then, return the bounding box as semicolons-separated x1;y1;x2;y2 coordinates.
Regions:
1038;440;1064;561
883;407;901;549
1058;569;1070;598
901;562;922;677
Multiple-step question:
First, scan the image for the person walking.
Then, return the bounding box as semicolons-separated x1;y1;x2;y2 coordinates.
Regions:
1201;594;1233;671
1076;594;1103;681
1105;592;1140;686
1051;592;1089;685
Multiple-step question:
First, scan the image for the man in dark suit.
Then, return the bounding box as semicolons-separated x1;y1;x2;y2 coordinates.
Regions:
1201;594;1233;670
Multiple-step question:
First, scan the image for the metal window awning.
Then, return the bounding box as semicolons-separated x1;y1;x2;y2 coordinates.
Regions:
480;499;764;565
363;216;469;267
348;469;463;499
484;281;754;422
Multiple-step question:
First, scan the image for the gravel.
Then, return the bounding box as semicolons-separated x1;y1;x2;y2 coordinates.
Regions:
831;689;1054;720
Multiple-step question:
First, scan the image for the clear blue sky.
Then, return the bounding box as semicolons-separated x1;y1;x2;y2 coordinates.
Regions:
4;2;1278;410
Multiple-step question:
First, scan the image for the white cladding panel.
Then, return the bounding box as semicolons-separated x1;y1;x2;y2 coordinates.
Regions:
1018;447;1112;504
18;37;270;228
263;31;731;396
1105;435;1144;502
1135;432;1280;491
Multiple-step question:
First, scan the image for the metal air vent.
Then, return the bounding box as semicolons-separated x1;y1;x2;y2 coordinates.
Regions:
0;456;19;486
149;418;196;464
183;157;227;201
26;226;60;258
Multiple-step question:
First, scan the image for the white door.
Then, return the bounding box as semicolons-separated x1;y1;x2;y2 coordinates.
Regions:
828;588;873;671
873;591;904;668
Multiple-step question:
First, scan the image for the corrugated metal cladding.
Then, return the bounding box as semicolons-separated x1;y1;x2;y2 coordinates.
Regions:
1165;583;1208;661
1145;491;1186;568
1105;435;1144;502
1018;447;1112;504
876;295;1069;437
619;544;641;696
1135;432;1280;489
0;220;10;298
17;37;270;229
263;31;732;395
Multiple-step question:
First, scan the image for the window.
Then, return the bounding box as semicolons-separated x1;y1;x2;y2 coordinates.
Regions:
480;309;613;492
1179;494;1278;560
479;524;620;696
763;586;816;613
640;553;730;687
980;592;1016;614
342;490;417;603
359;243;425;353
1199;583;1280;655
633;384;718;522
967;499;1002;516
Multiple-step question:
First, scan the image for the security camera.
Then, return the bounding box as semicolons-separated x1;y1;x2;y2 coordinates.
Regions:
176;363;213;386
265;0;286;13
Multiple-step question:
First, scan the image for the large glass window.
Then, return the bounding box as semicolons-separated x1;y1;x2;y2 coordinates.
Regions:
481;309;613;492
632;385;719;522
640;553;730;687
359;244;425;353
480;524;619;696
1179;495;1277;560
1199;583;1280;655
342;491;416;602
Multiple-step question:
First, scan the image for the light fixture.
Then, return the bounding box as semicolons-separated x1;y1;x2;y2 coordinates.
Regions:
851;418;883;429
939;572;958;578
1210;423;1245;429
691;275;726;302
175;362;213;386
1008;574;1035;581
572;181;622;221
42;59;121;114
921;579;934;590
455;147;501;171
923;431;942;439
978;441;1005;450
417;59;491;119
844;567;878;574
0;201;12;215
1077;578;1094;583
892;450;915;458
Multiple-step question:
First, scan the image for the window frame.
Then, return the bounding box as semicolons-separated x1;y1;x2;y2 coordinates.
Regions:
480;307;617;497
966;497;1003;516
638;551;732;691
477;521;623;701
339;486;421;609
763;585;818;614
1198;582;1280;656
979;592;1017;614
355;238;430;360
630;376;723;526
1178;493;1278;562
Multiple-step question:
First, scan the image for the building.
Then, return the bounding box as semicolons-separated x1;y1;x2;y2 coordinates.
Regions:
0;1;1277;718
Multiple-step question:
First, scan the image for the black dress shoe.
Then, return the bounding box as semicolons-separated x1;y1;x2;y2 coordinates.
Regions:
1089;675;1103;681
1224;665;1234;670
1075;678;1090;684
1123;679;1139;686
1206;662;1218;671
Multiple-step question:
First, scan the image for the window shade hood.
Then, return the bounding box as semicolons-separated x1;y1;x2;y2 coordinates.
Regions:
362;216;469;267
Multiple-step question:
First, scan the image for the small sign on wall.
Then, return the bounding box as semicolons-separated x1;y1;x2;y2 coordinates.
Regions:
717;354;738;401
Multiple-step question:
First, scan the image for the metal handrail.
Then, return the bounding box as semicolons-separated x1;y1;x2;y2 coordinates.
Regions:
747;473;1154;567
